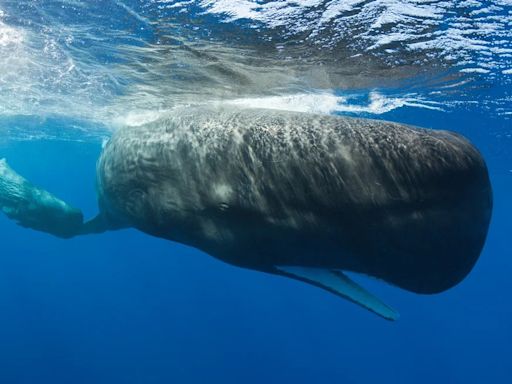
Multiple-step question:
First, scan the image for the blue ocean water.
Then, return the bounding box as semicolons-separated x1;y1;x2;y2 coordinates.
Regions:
0;1;511;383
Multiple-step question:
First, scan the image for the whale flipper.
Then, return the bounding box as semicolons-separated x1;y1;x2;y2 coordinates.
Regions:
275;266;399;321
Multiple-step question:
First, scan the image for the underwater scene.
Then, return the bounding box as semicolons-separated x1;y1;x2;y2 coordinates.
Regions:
0;1;511;383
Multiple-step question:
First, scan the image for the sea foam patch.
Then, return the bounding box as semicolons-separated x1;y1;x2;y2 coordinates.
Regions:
221;91;445;115
0;22;24;47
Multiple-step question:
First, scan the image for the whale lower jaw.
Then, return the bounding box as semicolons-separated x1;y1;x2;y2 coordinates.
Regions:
275;265;399;321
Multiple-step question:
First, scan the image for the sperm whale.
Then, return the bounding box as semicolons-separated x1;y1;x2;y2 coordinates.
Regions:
0;107;493;320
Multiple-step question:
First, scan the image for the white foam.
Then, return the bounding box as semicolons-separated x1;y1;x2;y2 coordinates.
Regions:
108;91;447;130
334;92;445;114
0;21;24;47
222;92;347;114
460;68;491;74
221;91;444;115
200;0;263;21
113;110;168;127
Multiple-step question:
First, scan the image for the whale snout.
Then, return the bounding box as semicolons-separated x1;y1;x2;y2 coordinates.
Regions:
374;129;493;294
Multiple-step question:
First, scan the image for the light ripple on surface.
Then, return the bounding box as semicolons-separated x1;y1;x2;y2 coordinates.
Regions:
0;0;509;141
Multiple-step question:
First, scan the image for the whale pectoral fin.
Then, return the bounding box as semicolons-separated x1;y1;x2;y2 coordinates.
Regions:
274;266;399;321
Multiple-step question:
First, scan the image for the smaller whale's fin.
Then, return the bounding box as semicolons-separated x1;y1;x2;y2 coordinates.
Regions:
274;266;399;321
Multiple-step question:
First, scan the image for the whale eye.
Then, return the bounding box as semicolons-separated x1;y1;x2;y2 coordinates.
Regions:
129;188;145;200
218;202;229;211
126;188;146;217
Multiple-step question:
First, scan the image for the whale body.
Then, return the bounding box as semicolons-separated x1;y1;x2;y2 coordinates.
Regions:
0;107;493;320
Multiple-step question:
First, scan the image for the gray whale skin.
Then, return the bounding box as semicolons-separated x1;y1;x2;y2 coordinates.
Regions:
0;107;493;320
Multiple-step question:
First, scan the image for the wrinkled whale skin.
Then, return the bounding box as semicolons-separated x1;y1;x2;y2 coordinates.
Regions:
96;106;493;294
